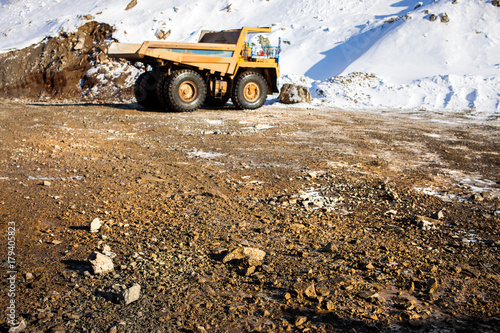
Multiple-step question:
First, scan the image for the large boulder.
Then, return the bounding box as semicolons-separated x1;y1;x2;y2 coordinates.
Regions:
279;84;312;104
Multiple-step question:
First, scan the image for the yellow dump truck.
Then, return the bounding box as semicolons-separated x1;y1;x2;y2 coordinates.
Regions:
107;27;280;112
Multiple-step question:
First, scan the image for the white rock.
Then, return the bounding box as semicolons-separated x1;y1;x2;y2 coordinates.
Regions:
121;283;141;305
88;252;114;274
223;247;266;263
416;216;438;231
384;210;398;216
8;319;27;333
90;218;102;233
102;245;117;259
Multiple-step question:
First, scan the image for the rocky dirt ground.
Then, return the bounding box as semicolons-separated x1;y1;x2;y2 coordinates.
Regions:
0;102;499;333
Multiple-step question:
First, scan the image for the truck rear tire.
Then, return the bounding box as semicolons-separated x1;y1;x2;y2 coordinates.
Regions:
134;71;162;109
231;72;268;110
158;69;207;112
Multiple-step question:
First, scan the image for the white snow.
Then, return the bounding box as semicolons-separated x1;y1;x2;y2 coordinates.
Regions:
187;149;225;159
0;0;499;114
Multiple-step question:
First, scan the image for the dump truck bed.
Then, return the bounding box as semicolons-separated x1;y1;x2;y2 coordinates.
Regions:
107;43;142;61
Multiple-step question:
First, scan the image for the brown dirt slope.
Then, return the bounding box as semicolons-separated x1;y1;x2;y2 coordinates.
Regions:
0;22;130;101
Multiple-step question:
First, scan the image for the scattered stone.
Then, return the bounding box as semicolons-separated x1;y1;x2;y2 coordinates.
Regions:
25;273;34;281
371;294;386;305
326;300;335;311
120;283;141;305
440;13;450;23
156;29;171;40
471;193;483;202
295;316;307;326
321;242;338;253
461;266;481;278
223;247;266;263
409;281;415;294
307;171;319;179
8;319;27;333
364;262;375;270
90;217;102;233
258;35;271;47
50;325;66;333
195;327;208;333
416;215;439;230
279;84;312;104
88;252;114;274
357;290;377;300
203;188;228;201
304;283;317;298
290;223;306;233
429;14;437;21
43;180;51;186
83;14;93;20
431;210;445;220
108;327;118;333
395;298;416;310
102;245;117;259
243;266;256;276
493;0;500;7
384;209;398;216
427;278;439;294
316;284;330;297
125;0;138;11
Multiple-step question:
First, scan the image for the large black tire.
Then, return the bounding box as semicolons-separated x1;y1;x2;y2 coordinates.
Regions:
134;71;162;109
158;69;207;112
231;72;268;110
156;73;172;111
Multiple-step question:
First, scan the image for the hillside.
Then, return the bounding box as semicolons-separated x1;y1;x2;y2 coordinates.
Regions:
0;0;499;114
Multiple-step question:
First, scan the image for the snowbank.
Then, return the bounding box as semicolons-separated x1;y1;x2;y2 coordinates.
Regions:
307;73;500;114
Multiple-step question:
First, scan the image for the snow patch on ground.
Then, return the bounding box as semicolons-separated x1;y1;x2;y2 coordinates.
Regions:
188;150;225;159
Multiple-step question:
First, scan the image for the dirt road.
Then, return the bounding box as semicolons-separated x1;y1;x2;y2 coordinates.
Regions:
0;102;499;332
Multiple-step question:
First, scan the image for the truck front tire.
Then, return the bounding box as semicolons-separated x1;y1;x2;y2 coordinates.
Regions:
158;69;207;112
231;72;268;110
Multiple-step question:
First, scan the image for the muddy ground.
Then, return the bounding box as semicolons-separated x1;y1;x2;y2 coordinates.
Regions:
0;102;499;333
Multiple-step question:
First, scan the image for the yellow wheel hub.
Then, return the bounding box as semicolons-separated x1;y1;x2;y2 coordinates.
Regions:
243;82;260;103
179;81;197;103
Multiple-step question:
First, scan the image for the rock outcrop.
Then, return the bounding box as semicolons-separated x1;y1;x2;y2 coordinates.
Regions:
0;21;135;102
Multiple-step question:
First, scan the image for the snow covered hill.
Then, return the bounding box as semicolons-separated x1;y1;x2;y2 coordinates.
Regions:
0;0;499;114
